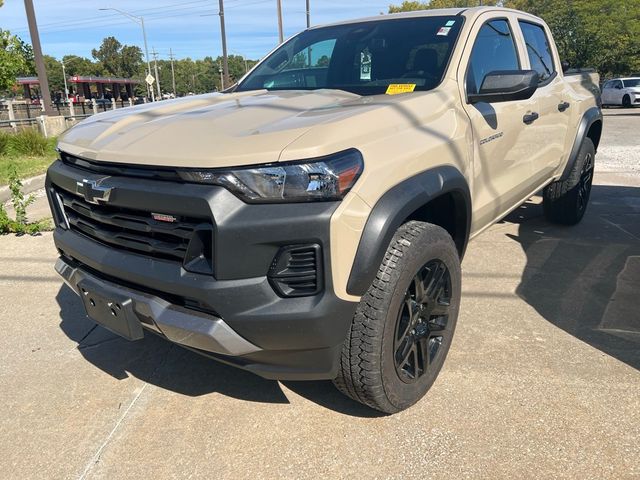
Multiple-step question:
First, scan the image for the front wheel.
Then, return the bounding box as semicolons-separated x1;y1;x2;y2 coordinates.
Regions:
623;95;632;108
333;221;461;414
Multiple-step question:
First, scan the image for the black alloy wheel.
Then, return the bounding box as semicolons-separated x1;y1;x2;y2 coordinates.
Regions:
577;151;594;214
394;260;452;383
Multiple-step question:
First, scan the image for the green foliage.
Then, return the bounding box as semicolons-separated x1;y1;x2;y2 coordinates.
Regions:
91;36;143;78
0;29;35;92
8;166;34;226
8;129;49;157
62;54;104;77
388;0;640;77
0;165;48;235
0;130;56;184
507;0;640;77
0;131;9;156
389;0;498;12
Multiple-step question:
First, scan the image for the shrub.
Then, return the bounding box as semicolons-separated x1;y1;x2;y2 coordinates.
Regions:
0;131;10;156
0;165;48;235
9;128;49;157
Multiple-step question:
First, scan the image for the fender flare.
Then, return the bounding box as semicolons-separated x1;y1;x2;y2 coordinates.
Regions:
346;165;471;297
560;106;603;181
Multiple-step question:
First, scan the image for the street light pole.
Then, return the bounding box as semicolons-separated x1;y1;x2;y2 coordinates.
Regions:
23;0;55;115
218;0;230;89
277;0;284;44
99;7;155;101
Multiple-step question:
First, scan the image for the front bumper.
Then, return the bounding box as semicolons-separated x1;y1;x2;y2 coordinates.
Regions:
46;159;359;380
56;257;261;356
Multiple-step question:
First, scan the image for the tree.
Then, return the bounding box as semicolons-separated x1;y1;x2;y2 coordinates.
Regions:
0;29;34;93
91;36;143;78
507;0;640;77
317;55;330;67
62;55;103;77
388;0;640;77
389;0;498;12
43;55;64;96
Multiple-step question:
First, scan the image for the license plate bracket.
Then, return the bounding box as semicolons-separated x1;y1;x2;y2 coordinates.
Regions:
77;278;144;341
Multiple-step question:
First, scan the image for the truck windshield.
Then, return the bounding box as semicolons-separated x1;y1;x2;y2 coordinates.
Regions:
236;16;463;96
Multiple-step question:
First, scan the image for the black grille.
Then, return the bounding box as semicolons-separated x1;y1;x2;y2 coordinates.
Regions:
268;244;322;297
55;187;210;263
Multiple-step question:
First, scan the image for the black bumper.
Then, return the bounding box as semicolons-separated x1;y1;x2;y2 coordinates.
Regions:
46;160;358;380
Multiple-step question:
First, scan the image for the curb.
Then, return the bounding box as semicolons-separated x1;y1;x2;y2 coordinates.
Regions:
0;173;46;204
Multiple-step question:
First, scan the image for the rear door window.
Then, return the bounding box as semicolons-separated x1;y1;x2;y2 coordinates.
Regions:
519;21;555;83
466;19;520;95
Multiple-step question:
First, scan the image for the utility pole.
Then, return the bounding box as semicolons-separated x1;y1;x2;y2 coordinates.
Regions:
61;62;69;103
218;0;230;89
277;0;284;44
168;48;177;97
23;0;55;115
151;47;162;99
306;0;311;29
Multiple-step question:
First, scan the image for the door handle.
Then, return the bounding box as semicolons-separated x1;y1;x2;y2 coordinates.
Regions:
523;112;539;124
558;101;570;112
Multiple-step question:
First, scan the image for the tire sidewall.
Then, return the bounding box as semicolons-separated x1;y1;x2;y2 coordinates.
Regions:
379;230;461;411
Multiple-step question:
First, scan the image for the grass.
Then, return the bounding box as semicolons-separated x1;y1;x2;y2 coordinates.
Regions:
0;129;57;185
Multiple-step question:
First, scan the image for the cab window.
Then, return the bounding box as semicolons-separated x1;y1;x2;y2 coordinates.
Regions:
466;19;519;95
519;21;555;83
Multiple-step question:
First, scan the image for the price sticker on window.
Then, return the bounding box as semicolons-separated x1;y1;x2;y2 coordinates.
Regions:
385;84;416;95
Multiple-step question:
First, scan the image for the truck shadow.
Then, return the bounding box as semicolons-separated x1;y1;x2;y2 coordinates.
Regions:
503;184;640;371
55;286;384;417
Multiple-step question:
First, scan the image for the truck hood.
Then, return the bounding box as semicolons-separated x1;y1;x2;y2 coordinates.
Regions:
58;90;383;168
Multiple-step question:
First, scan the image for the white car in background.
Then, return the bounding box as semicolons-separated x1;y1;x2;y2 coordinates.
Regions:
601;77;640;108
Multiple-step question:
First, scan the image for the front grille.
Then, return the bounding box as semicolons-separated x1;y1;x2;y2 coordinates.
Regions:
55;187;211;263
268;244;323;297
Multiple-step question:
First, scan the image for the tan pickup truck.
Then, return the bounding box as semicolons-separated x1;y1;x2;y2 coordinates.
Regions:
47;6;602;413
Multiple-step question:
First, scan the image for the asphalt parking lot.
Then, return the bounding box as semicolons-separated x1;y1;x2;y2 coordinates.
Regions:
1;109;639;479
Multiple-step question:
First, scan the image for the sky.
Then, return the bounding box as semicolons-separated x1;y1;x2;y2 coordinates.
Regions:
1;0;395;62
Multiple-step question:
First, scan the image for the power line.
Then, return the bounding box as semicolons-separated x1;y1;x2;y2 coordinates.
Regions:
10;2;217;34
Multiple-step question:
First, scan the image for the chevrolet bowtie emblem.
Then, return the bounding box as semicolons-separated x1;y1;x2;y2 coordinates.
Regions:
76;179;112;205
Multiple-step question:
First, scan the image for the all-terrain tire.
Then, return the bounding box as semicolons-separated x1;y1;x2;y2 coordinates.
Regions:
333;221;461;414
543;137;595;225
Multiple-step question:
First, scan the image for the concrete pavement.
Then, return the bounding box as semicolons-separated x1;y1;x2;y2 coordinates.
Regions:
0;109;638;479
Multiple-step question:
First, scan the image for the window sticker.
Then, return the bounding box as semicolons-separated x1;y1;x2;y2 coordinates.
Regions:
386;84;416;95
445;20;456;27
360;48;372;81
437;26;451;36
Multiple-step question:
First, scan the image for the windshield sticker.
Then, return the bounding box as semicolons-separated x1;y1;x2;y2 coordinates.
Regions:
360;48;372;81
386;84;416;95
437;26;451;36
445;20;456;27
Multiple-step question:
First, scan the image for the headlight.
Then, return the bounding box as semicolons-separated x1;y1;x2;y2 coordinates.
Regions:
178;149;363;203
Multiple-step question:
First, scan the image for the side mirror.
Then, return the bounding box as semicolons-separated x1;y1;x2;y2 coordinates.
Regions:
468;70;539;104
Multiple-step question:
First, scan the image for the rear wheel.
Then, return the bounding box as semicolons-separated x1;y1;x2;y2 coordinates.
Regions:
543;138;595;225
333;221;461;414
623;95;632;108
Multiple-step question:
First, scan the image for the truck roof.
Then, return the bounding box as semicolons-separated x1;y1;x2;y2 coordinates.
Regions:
312;6;543;29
